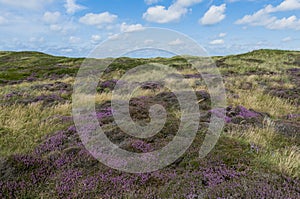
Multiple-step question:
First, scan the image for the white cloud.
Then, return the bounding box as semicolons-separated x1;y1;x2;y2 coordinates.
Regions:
236;9;276;26
168;38;184;45
143;5;186;23
200;4;226;25
144;0;160;5
64;0;86;14
108;33;120;40
267;15;300;30
79;12;118;27
120;23;144;32
236;0;300;30
267;0;300;12
0;0;53;9
50;24;62;31
43;11;61;24
69;36;81;43
91;35;101;43
210;39;224;45
176;0;203;7
91;35;101;41
219;32;227;37
282;36;292;42
143;0;203;23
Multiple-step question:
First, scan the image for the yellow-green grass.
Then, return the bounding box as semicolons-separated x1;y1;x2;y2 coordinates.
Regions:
226;88;297;117
225;74;295;91
227;124;300;177
261;146;300;178
0;102;72;156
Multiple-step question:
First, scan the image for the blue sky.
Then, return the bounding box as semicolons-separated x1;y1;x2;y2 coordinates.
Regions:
0;0;300;57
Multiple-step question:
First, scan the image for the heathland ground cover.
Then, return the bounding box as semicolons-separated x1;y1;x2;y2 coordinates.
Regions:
0;49;299;198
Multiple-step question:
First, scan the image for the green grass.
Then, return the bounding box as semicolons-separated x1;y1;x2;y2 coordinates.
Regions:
0;51;83;81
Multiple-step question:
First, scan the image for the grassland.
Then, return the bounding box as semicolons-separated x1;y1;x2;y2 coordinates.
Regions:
0;49;299;198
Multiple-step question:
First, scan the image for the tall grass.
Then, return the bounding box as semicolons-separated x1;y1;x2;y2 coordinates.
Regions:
0;102;71;156
227;89;297;117
227;122;300;177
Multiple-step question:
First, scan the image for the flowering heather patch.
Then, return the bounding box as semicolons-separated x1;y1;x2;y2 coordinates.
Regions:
35;131;68;154
234;105;260;118
209;108;231;123
200;163;245;188
0;180;27;199
13;154;45;170
206;174;300;198
209;106;264;124
2;148;299;198
96;107;115;126
56;169;83;194
131;139;153;153
67;125;76;132
53;152;76;168
97;79;118;93
96;107;114;119
75;169;177;198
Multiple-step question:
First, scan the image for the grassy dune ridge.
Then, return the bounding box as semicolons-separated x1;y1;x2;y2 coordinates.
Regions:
0;49;299;198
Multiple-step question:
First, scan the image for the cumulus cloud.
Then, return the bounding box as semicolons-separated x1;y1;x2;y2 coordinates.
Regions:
64;0;86;14
236;0;300;30
143;0;203;23
210;39;224;45
236;9;276;26
267;0;300;12
266;15;300;30
79;12;117;27
200;4;226;25
143;5;186;23
43;11;61;24
120;23;144;32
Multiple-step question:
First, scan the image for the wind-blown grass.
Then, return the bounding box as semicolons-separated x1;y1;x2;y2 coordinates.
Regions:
0;102;71;156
